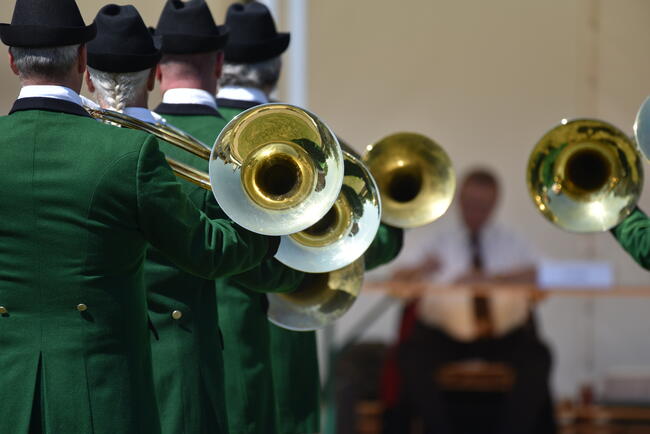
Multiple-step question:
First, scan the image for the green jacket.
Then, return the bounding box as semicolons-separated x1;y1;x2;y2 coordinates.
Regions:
0;98;271;434
154;103;305;434
146;104;230;434
268;224;404;434
611;207;650;270
218;98;404;434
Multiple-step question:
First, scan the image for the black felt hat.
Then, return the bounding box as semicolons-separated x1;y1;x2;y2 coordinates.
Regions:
0;0;96;47
87;5;161;73
224;1;290;63
154;0;228;54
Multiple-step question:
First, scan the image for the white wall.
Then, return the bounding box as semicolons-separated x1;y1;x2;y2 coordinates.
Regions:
309;0;650;401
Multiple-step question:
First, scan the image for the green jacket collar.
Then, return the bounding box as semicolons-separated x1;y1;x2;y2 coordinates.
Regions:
216;98;261;111
9;97;91;118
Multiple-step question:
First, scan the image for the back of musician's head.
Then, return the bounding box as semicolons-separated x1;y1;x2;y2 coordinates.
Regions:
10;45;81;82
86;67;153;112
460;168;500;233
220;56;282;97
157;51;223;94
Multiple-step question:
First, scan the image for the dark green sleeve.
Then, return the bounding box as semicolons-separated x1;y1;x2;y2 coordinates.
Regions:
229;258;305;294
364;223;404;270
611;207;650;271
136;136;270;279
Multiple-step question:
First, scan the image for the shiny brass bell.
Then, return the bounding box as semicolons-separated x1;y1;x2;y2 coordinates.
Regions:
210;104;344;235
267;257;365;331
527;118;643;232
634;96;650;161
363;132;455;228
274;151;381;273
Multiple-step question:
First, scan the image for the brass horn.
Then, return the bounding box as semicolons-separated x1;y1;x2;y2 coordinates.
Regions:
274;151;381;273
267;257;365;331
363;132;455;228
634;96;650;161
210;104;344;235
527;119;643;232
88;104;345;236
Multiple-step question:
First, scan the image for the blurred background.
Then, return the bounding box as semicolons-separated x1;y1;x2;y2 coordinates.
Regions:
2;0;649;432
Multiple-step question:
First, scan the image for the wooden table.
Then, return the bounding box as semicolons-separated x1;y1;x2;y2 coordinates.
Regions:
363;281;650;301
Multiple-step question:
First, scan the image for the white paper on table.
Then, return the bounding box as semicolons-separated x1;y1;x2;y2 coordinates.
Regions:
537;260;614;289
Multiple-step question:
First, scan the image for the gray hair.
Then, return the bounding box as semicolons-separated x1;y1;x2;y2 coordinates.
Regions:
10;45;81;81
220;57;282;92
87;67;151;112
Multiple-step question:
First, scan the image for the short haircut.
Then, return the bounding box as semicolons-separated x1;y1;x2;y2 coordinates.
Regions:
87;67;151;112
10;45;80;81
220;57;282;92
462;168;499;190
159;51;219;79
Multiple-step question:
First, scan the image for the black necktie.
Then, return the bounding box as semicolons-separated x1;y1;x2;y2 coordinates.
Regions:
469;231;492;338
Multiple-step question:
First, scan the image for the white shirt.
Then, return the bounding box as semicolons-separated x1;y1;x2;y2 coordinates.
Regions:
123;107;167;125
217;86;269;104
18;85;84;106
405;214;540;341
162;88;218;111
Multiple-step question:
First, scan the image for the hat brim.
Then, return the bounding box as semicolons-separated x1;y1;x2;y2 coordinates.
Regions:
159;25;229;54
87;50;162;74
225;33;290;63
0;23;96;47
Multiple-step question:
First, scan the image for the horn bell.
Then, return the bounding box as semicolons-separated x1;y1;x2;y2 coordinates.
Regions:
527;119;643;232
267;257;365;331
634;95;650;161
209;103;344;235
363;132;455;228
274;151;381;273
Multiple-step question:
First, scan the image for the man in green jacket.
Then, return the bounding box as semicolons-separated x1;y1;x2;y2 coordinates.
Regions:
151;1;305;433
218;3;404;433
85;4;250;433
0;1;276;433
611;207;650;270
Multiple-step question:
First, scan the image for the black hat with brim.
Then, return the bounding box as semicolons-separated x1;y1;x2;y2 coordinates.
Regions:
0;0;96;47
87;4;161;73
224;2;290;63
155;0;228;54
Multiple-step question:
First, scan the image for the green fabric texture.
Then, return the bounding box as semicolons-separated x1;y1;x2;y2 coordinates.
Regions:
217;106;244;123
158;110;306;434
611;207;650;270
0;109;270;434
266;223;404;434
218;102;405;434
144;112;232;434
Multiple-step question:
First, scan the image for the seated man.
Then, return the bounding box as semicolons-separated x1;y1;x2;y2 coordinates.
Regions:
394;169;556;434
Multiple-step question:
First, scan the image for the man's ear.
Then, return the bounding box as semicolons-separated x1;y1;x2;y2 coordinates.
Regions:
85;70;95;93
147;67;156;92
77;44;87;74
8;48;20;76
155;64;163;83
215;51;224;79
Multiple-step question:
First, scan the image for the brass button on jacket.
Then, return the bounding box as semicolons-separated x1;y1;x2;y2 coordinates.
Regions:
76;304;88;312
0;306;7;315
171;310;183;320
